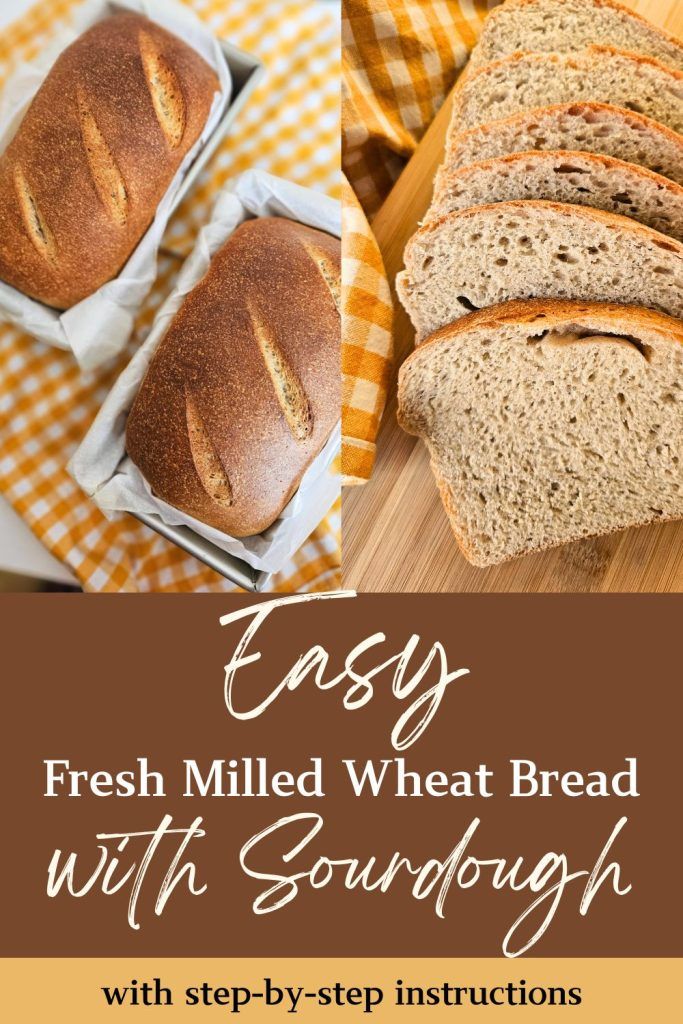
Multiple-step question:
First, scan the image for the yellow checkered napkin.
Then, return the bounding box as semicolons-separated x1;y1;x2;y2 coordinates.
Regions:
0;0;341;593
343;0;491;219
341;176;392;485
340;0;491;483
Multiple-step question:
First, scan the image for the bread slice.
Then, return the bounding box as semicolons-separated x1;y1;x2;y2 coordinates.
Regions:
430;151;683;241
470;0;683;71
453;47;683;134
398;299;683;567
443;103;683;188
397;201;683;341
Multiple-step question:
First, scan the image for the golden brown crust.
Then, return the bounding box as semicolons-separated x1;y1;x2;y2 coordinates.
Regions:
126;217;341;538
0;12;219;309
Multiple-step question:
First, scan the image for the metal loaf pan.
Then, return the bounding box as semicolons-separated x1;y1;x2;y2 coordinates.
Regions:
134;39;272;592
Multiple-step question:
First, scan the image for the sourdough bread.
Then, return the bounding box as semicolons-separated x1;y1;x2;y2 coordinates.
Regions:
397;201;683;341
471;0;683;71
398;299;683;566
0;13;219;310
453;47;683;133
126;217;341;538
443;103;683;187
430;150;683;241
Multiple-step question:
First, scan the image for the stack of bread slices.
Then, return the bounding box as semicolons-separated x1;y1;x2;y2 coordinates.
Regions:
396;0;683;568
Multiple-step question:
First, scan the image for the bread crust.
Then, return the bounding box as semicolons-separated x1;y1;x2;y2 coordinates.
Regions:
0;12;219;309
398;298;683;567
126;217;341;538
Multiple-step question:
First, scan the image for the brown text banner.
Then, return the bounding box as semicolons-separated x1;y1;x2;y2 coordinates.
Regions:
1;593;680;957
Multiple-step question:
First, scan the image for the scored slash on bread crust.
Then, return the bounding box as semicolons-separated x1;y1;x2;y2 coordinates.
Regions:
429;150;683;241
470;0;683;71
0;12;219;310
453;46;683;134
397;200;683;341
125;217;341;539
398;300;683;567
442;103;683;188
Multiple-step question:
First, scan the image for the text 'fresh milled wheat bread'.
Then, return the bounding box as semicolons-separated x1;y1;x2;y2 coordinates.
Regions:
430;151;683;241
453;48;683;134
443;103;683;187
470;0;683;71
398;300;683;567
397;201;683;341
0;12;219;310
126;217;341;538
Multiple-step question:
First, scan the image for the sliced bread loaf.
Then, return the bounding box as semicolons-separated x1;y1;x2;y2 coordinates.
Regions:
398;299;683;566
470;0;683;71
443;103;683;187
397;201;683;341
430;151;683;241
453;47;683;133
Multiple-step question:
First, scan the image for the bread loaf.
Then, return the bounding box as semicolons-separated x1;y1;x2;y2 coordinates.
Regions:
398;299;683;566
126;217;341;538
430;151;683;241
397;201;683;341
0;12;219;310
443;103;683;187
453;47;683;133
470;0;683;71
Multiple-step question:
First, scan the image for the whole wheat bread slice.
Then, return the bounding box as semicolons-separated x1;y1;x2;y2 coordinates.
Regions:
470;0;683;71
443;103;683;187
397;200;683;341
398;299;683;567
430;150;683;241
453;47;683;133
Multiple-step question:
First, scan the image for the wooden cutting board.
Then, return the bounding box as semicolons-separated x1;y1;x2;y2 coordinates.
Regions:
342;0;683;593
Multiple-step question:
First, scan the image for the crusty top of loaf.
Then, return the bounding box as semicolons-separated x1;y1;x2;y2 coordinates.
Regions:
0;12;218;309
126;217;341;538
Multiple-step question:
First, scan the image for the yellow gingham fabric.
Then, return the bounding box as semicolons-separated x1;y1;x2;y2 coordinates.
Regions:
340;0;493;483
0;0;341;593
341;175;392;485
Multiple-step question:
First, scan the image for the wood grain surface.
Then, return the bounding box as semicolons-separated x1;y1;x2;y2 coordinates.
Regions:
342;0;683;593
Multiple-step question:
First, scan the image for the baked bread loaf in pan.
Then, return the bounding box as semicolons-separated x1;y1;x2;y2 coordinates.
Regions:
126;217;341;538
442;103;683;188
398;300;683;567
0;12;219;310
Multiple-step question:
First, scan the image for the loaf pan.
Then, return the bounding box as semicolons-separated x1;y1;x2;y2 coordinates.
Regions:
132;511;272;591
